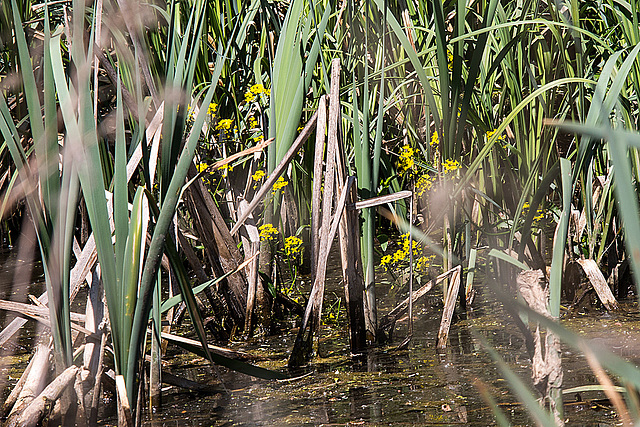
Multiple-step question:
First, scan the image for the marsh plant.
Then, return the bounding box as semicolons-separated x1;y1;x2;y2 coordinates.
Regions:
4;0;640;425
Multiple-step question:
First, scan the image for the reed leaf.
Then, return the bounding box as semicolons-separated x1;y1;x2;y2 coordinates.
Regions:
548;158;571;319
126;0;265;405
5;3;75;368
487;249;530;271
549;121;640;302
163;334;287;380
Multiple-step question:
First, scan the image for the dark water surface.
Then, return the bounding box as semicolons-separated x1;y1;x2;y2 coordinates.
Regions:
1;250;638;426
138;285;639;426
0;249;46;401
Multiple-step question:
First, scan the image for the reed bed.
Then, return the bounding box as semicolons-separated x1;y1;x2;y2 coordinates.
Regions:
2;0;640;425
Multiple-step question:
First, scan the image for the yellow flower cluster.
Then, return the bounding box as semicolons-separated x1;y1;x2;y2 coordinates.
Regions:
380;233;423;272
248;116;258;129
196;162;213;185
259;223;279;241
272;176;288;195
522;201;545;223
196;163;210;174
447;50;454;71
443;159;460;174
416;254;436;273
486;129;505;141
207;103;218;116
380;254;393;269
216;119;234;130
252;170;265;181
284;236;303;257
430;132;439;147
401;233;420;254
397;145;415;174
244;84;270;102
416;174;433;197
186;105;195;122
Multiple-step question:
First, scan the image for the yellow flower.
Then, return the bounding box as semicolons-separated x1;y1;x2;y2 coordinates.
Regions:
443;159;460;174
401;235;420;255
486;129;505;141
250;84;266;94
430;132;439;147
393;249;406;263
447;50;453;71
186;105;195;121
380;254;393;271
252;170;265;181
196;163;209;174
207;103;218;116
248;116;258;129
380;232;426;274
416;256;426;272
196;162;213;184
416;174;433;197
217;163;234;178
399;233;421;259
259;223;279;241
245;84;270;103
416;254;436;273
397;145;415;174
522;201;545;224
272;176;289;194
216;119;233;130
284;236;303;257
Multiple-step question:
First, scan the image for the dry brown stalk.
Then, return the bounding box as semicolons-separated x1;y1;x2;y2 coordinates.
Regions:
15;365;79;427
5;344;51;427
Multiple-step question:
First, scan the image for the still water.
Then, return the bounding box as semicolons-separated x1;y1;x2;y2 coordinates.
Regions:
0;249;637;426
0;248;45;393
139;287;638;426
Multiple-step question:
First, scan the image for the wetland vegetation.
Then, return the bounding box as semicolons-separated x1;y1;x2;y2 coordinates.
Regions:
3;0;640;425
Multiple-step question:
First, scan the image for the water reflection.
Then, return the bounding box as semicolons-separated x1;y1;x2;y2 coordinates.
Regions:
2;241;635;426
0;222;46;407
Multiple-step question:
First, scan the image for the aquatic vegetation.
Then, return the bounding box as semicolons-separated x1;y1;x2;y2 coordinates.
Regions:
244;83;271;103
430;132;439;147
521;201;545;226
442;159;461;175
215;118;234;131
248;116;259;129
271;176;289;195
259;223;279;242
415;174;434;197
252;170;265;181
4;0;640;425
379;232;431;281
284;236;303;258
485;129;504;142
397;145;415;175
